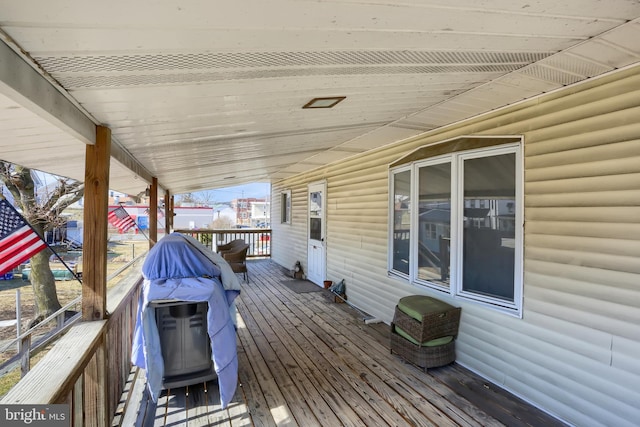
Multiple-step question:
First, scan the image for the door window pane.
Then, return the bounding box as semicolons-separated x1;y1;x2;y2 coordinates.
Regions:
309;190;322;240
392;170;411;275
462;153;516;301
309;191;322;216
417;163;451;286
309;217;322;240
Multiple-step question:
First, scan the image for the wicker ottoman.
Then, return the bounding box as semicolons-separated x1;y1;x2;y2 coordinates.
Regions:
390;295;461;370
392;295;461;343
390;326;456;370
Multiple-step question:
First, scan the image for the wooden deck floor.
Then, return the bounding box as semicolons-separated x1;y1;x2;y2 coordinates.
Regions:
119;259;566;427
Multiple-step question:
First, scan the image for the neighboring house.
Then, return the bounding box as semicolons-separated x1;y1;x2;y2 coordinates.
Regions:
42;218;83;248
270;65;640;426
171;206;214;230
232;197;268;227
64;220;83;247
108;191;143;206
249;200;270;228
231;198;251;226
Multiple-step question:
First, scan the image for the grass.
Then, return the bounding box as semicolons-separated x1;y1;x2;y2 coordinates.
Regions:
0;238;149;397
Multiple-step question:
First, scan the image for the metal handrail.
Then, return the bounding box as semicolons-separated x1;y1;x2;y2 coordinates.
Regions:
107;252;147;281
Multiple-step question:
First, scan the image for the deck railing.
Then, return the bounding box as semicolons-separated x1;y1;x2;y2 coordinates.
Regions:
0;295;82;378
174;228;271;258
0;254;146;381
0;259;144;426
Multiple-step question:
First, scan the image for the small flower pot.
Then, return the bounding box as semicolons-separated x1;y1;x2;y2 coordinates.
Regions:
323;280;332;289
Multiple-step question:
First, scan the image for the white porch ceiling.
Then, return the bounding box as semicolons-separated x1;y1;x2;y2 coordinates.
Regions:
1;1;640;195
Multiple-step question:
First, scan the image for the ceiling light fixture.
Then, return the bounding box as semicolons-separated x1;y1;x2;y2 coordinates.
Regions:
302;96;346;109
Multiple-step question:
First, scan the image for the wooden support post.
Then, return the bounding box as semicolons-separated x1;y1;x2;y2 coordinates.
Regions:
169;195;175;230
164;190;171;235
82;125;110;321
149;177;158;248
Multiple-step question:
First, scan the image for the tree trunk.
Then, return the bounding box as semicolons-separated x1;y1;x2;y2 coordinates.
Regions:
28;222;62;326
29;248;62;319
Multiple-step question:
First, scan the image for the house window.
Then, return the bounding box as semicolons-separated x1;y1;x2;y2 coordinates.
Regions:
391;170;411;275
417;161;451;286
389;137;523;315
460;152;517;302
281;190;291;224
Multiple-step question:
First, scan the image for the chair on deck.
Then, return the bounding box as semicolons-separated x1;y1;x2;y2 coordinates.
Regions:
217;238;246;255
220;242;250;283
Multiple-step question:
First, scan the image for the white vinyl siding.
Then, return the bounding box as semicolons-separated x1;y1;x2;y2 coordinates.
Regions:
271;181;308;272
271;65;640;427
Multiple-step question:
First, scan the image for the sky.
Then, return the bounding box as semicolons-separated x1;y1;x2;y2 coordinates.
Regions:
12;168;271;205
183;182;271;203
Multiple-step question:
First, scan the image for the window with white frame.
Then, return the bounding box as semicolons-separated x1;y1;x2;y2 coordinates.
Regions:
389;137;523;315
281;190;291;224
391;170;411;275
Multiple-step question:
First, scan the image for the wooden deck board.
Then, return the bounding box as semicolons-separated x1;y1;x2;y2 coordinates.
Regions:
238;288;345;426
257;305;414;425
241;274;380;426
246;265;401;426
286;284;499;427
121;259;566;427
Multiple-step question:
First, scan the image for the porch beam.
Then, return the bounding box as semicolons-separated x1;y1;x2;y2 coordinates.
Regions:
82;125;110;321
110;140;155;186
0;38;155;192
0;38;95;145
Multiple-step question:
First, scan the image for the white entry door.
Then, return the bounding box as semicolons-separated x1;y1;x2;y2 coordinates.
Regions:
307;181;326;286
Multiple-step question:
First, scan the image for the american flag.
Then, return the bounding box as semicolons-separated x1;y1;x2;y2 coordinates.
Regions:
108;206;137;232
144;207;164;219
0;199;48;275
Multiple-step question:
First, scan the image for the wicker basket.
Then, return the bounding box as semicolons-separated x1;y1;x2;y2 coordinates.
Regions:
390;326;456;370
392;304;461;343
